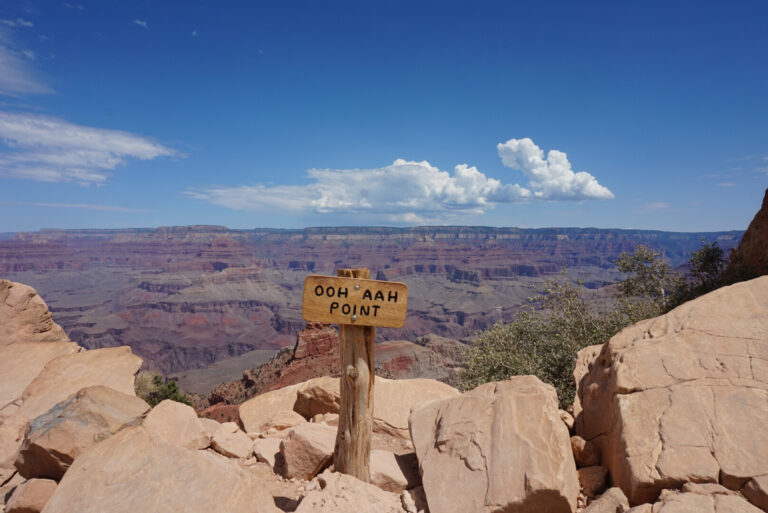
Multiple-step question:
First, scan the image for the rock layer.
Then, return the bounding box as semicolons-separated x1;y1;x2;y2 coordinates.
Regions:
575;276;768;504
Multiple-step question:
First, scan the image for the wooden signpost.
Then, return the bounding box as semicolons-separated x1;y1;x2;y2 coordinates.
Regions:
301;268;408;482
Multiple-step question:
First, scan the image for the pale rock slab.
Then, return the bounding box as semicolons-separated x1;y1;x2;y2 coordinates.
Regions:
648;488;764;513
410;375;578;513
263;410;306;431
0;417;30;483
0;343;80;417
252;438;282;469
0;281;69;347
311;413;339;426
277;422;336;480
16;386;149;479
743;475;768;512
583;487;630;513
40;426;280;513
560;409;575;432
239;382;303;433
211;422;253;459
370;450;420;493
17;346;143;422
575;277;768;505
143;399;209;450
198;417;221;437
1;472;25;507
5;478;57;513
295;470;406;513
294;376;340;418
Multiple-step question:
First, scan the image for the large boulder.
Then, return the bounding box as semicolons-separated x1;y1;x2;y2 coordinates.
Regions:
276;422;336;480
630;484;764;513
575;277;768;505
15;386;150;479
583;487;629;513
295;376;459;439
143;399;209;450
370;450;420;493
5;478;57;513
211;422;253;459
295;470;406;513
40;426;280;513
0;280;69;347
239;382;303;433
410;375;578;513
17;346;143;421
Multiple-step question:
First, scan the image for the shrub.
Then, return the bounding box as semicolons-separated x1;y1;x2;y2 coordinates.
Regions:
135;372;193;407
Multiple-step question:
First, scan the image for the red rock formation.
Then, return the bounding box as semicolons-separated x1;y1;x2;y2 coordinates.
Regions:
293;323;338;359
727;188;768;280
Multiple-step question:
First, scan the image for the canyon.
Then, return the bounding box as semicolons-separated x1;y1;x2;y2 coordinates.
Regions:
0;226;742;383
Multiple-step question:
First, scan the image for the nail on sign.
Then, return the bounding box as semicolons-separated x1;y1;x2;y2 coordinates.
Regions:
302;275;408;328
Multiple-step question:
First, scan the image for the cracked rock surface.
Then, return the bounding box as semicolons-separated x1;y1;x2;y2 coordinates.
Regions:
410;375;578;513
574;276;768;505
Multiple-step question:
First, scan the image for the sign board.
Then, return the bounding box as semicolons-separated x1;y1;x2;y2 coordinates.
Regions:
302;275;408;328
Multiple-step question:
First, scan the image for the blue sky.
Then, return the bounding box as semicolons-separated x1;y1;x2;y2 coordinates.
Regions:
0;1;766;232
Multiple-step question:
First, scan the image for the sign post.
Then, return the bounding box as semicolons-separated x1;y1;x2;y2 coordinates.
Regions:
302;268;408;482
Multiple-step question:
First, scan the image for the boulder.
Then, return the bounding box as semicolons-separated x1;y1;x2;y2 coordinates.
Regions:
559;409;575;432
5;478;56;513
143;399;209;450
571;435;600;468
294;376;340;419
583;487;629;513
198;417;221;437
578;466;608;498
295;470;406;513
0;343;80;417
743;475;768;512
211;422;252;459
1;417;28;483
16;386;150;479
17;347;143;422
252;438;282;469
239;382;302;433
40;426;280;513
0;281;69;347
370;450;420;493
311;413;339;426
410;375;578;513
1;472;25;507
262;410;306;431
727;187;768;279
644;487;763;513
277;422;336;480
575;277;768;504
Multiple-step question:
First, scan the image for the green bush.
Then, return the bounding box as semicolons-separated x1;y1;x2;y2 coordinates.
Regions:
135;372;193;407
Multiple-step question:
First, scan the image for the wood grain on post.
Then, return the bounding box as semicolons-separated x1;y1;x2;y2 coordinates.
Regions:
333;267;374;482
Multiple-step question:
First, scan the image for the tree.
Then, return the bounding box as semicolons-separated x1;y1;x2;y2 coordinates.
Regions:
616;245;682;311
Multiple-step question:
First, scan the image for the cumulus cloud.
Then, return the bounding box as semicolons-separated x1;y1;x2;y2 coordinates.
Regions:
497;138;614;200
133;19;148;28
189;137;613;224
0;111;179;184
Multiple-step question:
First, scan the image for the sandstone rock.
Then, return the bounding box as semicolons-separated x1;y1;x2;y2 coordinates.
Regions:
294;376;340;419
40;426;279;513
375;378;459;439
1;472;25;507
571;435;601;468
579;466;608;498
743;475;768;512
16;386;149;480
198;417;221;437
311;413;339;426
0;281;69;347
370;450;420;493
560;409;575;431
625;506;651;513
0;417;30;483
401;486;428;513
294;323;338;359
410;375;578;513
18;347;143;421
583;487;629;513
295;470;405;513
727;188;768;279
277;422;336;480
198;403;239;423
575;277;768;504
252;438;282;469
263;409;306;431
0;343;80;417
648;488;763;513
211;422;252;459
239;382;302;433
143;399;209;450
5;478;56;513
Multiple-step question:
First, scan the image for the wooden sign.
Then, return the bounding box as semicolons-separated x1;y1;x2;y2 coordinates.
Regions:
302;275;408;328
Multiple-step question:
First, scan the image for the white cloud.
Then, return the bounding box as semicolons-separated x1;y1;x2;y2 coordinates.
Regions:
16;18;33;28
0;45;51;96
133;19;148;28
1;201;149;212
0;111;179;185
636;202;670;213
497;138;614;200
62;3;85;10
188;138;613;224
